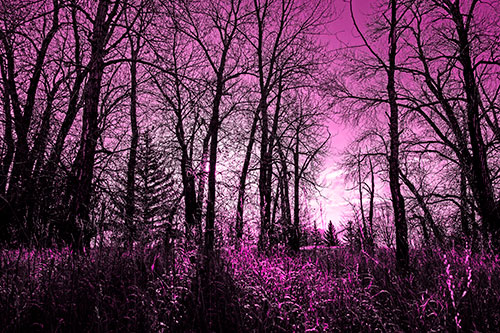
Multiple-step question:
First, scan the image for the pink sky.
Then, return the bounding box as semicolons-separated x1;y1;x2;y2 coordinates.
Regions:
311;0;373;230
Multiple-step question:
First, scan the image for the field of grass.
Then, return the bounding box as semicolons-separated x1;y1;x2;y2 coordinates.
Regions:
1;244;499;332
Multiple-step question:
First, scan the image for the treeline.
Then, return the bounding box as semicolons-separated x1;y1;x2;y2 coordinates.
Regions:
1;0;499;275
0;0;331;253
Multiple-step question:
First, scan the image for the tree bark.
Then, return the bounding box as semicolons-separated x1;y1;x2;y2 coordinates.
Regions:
357;152;368;247
64;0;118;250
23;80;62;244
290;124;301;252
258;98;271;251
270;178;280;246
6;1;60;203
446;0;500;249
235;110;259;248
277;140;292;246
0;61;14;197
204;74;223;255
367;157;375;244
0;1;60;243
124;39;139;246
180;150;199;246
0;61;14;243
400;171;443;245
259;77;283;251
460;164;471;238
387;0;409;273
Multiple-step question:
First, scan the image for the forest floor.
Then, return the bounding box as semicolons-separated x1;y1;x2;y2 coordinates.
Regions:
1;244;499;332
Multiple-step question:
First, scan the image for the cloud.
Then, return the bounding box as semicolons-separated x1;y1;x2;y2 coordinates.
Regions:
310;164;352;229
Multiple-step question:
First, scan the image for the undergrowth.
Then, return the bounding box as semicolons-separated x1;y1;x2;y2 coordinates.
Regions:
1;245;499;332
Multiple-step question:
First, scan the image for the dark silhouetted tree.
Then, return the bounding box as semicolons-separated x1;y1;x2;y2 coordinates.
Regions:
63;0;125;250
324;221;339;247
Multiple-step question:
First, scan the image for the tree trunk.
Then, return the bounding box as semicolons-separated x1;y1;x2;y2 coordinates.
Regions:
277;140;292;246
64;0;115;250
6;1;60;205
367;157;375;244
181;152;199;247
258;77;283;251
169;77;200;247
387;0;409;273
400;171;443;245
258;98;271;251
290;127;301;252
23;82;61;244
46;3;84;175
357;152;367;247
197;132;211;227
235;110;259;248
447;1;500;249
0;1;60;244
27;80;61;180
0;62;14;197
37;3;86;246
124;42;139;247
460;164;471;239
204;72;224;255
0;62;14;243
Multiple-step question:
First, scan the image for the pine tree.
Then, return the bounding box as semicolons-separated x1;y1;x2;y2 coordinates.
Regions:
135;129;175;244
342;219;361;251
324;220;339;247
112;129;175;246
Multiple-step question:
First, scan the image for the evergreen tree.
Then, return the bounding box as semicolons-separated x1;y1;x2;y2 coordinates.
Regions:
342;219;361;251
324;220;339;247
135;129;176;244
113;129;175;245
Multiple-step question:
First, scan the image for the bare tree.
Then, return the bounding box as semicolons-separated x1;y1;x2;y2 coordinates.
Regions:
123;0;152;246
287;94;329;251
64;0;125;249
245;0;329;251
395;0;500;249
342;147;378;248
438;0;500;249
342;0;409;271
165;0;247;254
235;106;259;248
0;0;61;244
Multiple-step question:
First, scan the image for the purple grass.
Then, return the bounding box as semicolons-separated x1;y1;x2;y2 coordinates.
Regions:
1;244;499;332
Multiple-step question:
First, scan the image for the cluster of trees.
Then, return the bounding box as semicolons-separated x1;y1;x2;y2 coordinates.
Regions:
0;0;331;254
2;0;498;275
334;0;500;271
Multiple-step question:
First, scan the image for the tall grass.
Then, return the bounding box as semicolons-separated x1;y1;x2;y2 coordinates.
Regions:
0;245;194;332
1;244;499;332
225;246;500;332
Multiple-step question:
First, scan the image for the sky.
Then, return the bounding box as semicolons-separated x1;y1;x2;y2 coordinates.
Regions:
310;0;373;230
